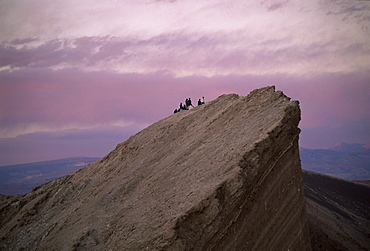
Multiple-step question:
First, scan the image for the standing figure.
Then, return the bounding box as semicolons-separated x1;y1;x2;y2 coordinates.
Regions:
201;96;205;104
188;98;194;108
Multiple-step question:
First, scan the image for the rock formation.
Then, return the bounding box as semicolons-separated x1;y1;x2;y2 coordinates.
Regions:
0;86;311;250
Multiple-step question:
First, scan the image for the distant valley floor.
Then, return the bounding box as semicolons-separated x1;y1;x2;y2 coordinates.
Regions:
0;157;100;195
300;145;370;180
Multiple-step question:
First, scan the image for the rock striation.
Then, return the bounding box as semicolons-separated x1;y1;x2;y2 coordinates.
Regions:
0;86;311;250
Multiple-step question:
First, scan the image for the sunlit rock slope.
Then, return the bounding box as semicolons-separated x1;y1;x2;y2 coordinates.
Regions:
0;86;311;250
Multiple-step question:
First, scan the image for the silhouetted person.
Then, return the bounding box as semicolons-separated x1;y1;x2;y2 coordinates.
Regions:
185;98;189;109
198;99;202;106
188;98;194;108
180;103;185;111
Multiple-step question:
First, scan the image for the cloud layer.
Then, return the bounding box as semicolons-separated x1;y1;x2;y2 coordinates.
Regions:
1;0;369;76
0;0;369;165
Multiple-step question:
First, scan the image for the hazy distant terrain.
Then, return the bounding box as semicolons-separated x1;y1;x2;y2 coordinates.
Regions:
0;157;99;195
1;143;369;195
300;143;370;180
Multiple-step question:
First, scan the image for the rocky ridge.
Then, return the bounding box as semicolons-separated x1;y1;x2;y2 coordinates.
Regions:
0;86;311;250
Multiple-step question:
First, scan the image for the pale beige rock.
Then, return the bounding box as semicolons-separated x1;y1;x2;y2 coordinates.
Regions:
0;86;311;250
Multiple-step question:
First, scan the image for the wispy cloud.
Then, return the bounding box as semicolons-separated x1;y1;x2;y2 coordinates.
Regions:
1;28;369;77
1;0;369;76
261;0;290;12
0;0;369;164
0;125;142;166
1;67;369;137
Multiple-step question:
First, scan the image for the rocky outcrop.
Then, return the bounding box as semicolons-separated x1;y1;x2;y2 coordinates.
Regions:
0;86;311;250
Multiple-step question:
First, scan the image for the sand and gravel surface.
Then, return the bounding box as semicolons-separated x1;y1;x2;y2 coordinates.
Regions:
303;170;370;250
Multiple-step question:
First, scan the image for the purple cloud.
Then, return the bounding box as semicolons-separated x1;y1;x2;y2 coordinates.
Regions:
261;0;289;12
0;0;369;165
1;25;367;76
0;125;141;166
1;67;369;143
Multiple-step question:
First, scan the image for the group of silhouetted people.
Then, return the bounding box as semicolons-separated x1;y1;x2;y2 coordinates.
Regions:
174;97;205;113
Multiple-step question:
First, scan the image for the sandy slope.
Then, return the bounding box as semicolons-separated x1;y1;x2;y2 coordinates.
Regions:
303;170;370;250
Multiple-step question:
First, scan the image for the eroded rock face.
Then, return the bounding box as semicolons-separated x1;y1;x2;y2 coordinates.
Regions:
0;86;311;250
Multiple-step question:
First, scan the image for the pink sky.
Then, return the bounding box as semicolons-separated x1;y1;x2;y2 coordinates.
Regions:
1;0;369;165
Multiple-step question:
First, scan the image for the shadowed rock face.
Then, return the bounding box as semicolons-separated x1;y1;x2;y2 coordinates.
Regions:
0;86;311;250
303;170;370;251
